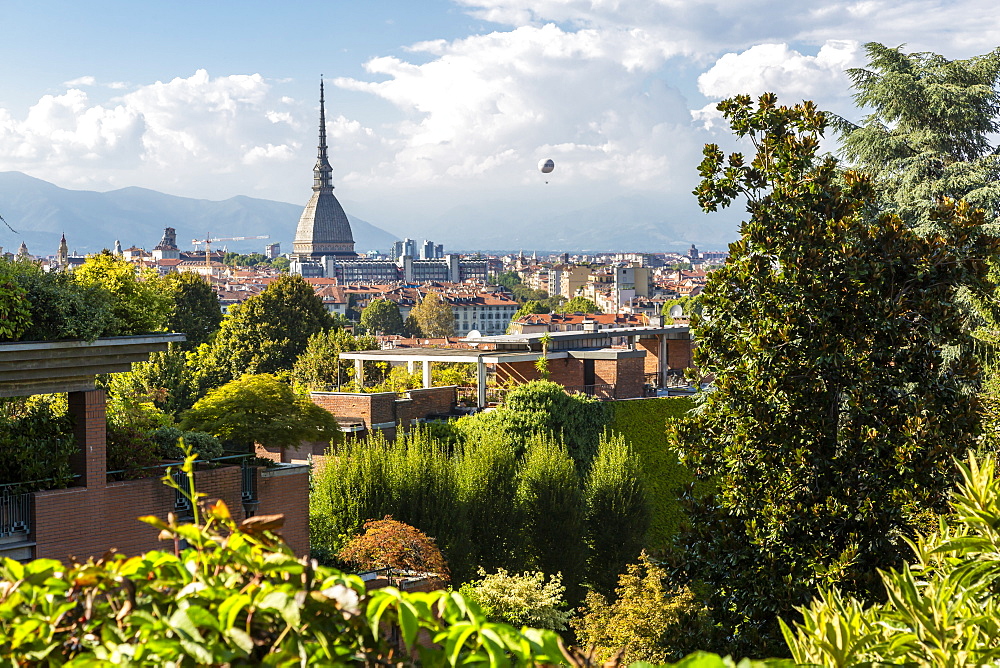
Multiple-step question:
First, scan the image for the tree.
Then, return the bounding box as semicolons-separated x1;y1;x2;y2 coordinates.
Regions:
338;516;450;581
359;298;405;335
5;260;111;342
162;272;222;349
495;270;523;291
834;43;1000;231
180;373;339;451
511;299;549;324
0;260;30;341
205;274;332;382
409;292;455;338
73;251;171;335
291;329;383;391
571;553;708;665
558;296;601;314
584;434;649;596
459;568;571;631
675;93;997;654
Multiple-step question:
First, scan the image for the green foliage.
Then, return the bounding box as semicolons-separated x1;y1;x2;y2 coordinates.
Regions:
517;435;586;605
204;275;332;383
584;433;650;596
453;433;524;578
180;373;339;451
607;398;695;550
0;396;75;489
783;452;1000;665
558;296;601;314
494;270;523;291
0;260;30;341
679;93;997;655
0;455;567;665
410;292;456;338
359;298;405;336
7;261;112;342
572;552;712;665
73;251;171;336
291;329;382;391
105;422;162;479
661;295;701;323
149;426;224;461
835;43;1000;230
511;299;550;323
339;516;450;581
113;346;201;418
459;568;571;631
162;272;222;350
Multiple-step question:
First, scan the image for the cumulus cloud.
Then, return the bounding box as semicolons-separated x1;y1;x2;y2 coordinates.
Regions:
64;76;96;87
698;40;861;101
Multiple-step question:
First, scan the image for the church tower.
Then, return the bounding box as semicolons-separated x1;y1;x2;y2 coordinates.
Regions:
57;233;68;268
292;79;356;260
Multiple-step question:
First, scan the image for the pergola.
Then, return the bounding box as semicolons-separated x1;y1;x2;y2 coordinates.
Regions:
338;347;549;408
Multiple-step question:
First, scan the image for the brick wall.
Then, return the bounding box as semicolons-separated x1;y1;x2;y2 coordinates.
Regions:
68;390;106;487
615;356;645;398
495;358;585;388
256;466;310;556
637;338;661;376
309;392;398;428
33;466;242;562
396;386;456;425
667;339;693;370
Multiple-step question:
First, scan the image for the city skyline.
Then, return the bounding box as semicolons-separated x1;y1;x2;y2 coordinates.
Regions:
1;0;998;243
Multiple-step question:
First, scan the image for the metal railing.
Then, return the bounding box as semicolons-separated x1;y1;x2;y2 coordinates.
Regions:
0;487;32;538
564;384;616;399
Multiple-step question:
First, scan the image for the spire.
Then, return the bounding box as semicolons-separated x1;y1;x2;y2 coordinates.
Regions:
313;78;334;192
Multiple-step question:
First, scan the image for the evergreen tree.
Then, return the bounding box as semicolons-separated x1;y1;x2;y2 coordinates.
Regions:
835;43;1000;231
162;272;222;349
584;434;649;596
410;292;455;338
359;298;405;335
517;435;586;605
676;93;998;654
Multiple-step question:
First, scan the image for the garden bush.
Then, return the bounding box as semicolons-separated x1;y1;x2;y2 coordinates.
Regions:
0;396;76;490
150;426;224;461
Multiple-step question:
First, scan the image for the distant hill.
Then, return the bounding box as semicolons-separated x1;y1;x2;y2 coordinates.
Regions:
0;172;399;257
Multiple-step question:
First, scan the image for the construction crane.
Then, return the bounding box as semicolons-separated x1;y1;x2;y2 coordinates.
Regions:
191;234;270;268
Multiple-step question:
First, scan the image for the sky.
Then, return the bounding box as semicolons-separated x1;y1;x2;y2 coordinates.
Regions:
1;0;999;242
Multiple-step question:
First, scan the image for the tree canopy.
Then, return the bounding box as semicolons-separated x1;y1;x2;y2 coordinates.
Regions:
359;298;405;336
180;373;339;450
676;92;999;654
204;275;332;382
558;296;601;314
162;272;222;349
73;251;171;336
409;292;455;338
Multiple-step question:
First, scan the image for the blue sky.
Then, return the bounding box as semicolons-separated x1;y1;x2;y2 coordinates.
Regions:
2;0;999;243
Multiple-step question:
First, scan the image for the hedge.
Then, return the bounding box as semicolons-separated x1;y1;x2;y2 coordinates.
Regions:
608;397;695;550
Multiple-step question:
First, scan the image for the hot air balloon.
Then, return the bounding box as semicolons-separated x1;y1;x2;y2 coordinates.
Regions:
538;158;555;183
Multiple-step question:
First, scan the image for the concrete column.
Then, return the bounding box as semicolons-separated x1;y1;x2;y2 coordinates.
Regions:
407;360;416;373
67;389;107;488
355;359;364;388
422;360;432;388
659;334;668;387
477;358;488;408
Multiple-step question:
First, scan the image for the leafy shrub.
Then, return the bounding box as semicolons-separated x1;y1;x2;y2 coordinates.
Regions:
0;457;568;666
0;396;76;489
0;260;31;341
150;426;224;460
11;261;114;342
338;516;450;581
459;568;572;631
607;397;695;549
783;452;1000;665
105;423;160;479
572;552;711;665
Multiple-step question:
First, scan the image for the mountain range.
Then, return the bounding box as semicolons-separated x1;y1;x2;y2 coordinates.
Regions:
0;171;399;257
0;171;740;257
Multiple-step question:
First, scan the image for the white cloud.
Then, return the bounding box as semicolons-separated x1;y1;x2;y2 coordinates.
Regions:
64;76;96;87
698;40;861;101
